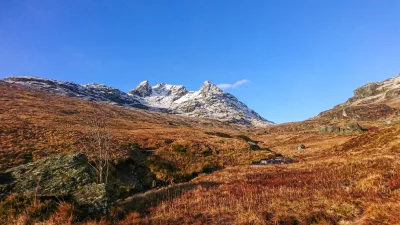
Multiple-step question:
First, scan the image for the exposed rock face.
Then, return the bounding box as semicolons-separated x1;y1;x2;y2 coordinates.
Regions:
318;104;395;121
130;80;152;97
349;74;400;105
352;83;380;99
3;76;274;127
317;74;400;121
1;153;110;216
385;88;400;100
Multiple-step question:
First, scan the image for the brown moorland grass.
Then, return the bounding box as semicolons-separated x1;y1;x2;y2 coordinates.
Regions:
118;125;400;225
0;82;274;177
2;82;400;224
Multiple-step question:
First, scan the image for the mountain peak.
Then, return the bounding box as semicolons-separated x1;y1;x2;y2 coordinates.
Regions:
131;80;152;97
200;80;223;95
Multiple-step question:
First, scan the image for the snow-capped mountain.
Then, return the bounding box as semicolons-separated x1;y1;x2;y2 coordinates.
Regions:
2;76;274;126
129;80;273;126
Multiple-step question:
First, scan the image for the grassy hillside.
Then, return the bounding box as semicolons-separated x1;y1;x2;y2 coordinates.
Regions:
0;82;274;183
119;125;400;224
1;82;400;224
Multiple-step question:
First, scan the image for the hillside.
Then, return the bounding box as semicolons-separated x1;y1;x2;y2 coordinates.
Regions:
0;80;277;197
1;75;400;224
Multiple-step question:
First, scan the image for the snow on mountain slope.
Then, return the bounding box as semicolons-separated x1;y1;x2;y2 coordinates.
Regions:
3;76;145;108
3;76;274;126
129;80;274;126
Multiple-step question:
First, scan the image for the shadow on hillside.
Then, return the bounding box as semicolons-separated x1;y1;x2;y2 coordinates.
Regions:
115;181;220;215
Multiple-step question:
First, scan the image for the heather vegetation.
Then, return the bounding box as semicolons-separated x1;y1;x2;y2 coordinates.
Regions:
1;81;400;224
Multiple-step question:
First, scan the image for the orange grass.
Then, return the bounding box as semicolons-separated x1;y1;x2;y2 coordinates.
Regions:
2;82;400;224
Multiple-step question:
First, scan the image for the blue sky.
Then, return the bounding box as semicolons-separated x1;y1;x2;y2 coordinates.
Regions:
0;0;399;123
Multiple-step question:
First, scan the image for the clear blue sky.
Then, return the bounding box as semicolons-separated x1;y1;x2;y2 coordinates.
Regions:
1;0;399;123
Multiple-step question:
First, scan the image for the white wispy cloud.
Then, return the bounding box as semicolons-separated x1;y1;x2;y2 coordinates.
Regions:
217;79;250;90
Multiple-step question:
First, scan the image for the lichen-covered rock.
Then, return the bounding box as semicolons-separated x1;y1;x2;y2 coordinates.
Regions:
72;183;110;216
5;153;95;197
346;122;365;133
2;153;111;216
319;126;342;134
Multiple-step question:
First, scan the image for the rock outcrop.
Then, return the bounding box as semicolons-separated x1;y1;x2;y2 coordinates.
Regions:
346;122;365;132
0;153;110;216
319;122;365;134
317;74;400;121
319;125;342;134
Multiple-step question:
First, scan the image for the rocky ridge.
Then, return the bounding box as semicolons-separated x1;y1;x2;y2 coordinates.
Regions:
318;74;400;121
3;76;273;126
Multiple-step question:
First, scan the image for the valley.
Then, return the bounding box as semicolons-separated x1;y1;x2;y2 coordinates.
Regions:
0;75;400;224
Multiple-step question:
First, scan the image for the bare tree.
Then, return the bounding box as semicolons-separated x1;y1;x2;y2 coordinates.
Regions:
81;105;113;185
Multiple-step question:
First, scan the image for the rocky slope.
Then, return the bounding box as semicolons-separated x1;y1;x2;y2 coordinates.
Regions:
3;76;273;126
2;76;145;108
318;74;400;121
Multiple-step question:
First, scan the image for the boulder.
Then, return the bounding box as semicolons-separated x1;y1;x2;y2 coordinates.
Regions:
346;122;365;132
1;153;110;216
72;183;110;216
319;125;342;134
4;153;94;196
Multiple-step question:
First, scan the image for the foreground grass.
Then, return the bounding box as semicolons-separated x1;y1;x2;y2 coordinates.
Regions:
119;126;400;225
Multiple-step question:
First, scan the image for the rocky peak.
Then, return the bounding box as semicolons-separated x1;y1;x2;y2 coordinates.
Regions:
170;85;188;98
200;80;223;96
132;80;152;97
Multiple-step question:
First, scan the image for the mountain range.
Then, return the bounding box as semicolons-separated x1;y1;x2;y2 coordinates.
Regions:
2;76;274;127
